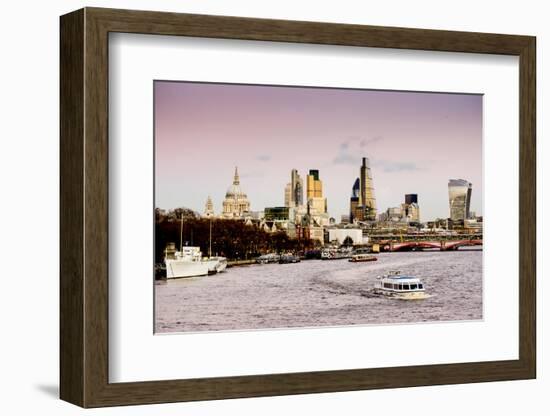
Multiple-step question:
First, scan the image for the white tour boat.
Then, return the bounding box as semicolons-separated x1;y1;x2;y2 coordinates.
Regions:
165;246;209;279
373;270;432;300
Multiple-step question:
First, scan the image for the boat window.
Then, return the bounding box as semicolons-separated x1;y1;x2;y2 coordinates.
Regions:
384;283;392;289
418;284;423;289
410;284;417;290
398;284;403;290
402;284;410;290
393;284;399;290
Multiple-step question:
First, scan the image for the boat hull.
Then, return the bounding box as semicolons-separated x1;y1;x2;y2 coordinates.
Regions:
373;289;432;300
349;257;377;262
165;260;209;279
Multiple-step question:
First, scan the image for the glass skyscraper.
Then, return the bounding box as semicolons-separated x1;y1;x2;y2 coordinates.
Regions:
448;179;472;221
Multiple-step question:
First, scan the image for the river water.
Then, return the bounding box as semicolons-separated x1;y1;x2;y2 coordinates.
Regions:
155;249;482;333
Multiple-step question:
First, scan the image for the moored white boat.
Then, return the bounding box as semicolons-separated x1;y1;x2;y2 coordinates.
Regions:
165;246;209;279
373;270;432;300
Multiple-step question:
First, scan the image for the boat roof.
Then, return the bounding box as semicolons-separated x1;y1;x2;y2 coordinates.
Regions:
381;275;422;283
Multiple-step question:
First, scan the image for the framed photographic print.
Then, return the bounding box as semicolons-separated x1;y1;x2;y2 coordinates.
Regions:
60;7;536;408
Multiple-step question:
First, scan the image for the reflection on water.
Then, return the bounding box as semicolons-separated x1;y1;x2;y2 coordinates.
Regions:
155;249;482;333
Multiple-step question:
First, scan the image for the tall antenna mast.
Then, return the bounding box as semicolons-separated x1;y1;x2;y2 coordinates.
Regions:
209;219;212;257
179;214;183;252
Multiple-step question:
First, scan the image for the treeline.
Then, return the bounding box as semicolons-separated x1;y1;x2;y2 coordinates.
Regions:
155;208;315;262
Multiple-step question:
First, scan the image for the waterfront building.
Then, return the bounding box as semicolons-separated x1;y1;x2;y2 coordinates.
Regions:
296;202;324;244
203;195;215;218
448;179;472;221
327;228;364;246
222;167;251;219
285;169;304;207
464;218;483;232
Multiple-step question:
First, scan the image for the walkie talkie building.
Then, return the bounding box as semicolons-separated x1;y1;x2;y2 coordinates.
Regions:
448;179;472;221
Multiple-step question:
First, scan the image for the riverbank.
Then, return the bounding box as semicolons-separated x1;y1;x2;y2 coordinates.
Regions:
227;259;257;267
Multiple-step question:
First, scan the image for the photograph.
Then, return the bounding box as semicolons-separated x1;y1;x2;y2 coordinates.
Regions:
153;80;484;334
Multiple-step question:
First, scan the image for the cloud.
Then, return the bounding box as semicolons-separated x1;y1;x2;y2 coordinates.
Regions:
333;136;384;165
360;136;383;148
333;153;360;165
372;160;421;173
257;154;271;162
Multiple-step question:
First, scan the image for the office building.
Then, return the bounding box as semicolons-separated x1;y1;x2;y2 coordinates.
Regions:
448;179;472;221
401;194;420;222
284;169;304;207
306;169;327;214
359;157;377;220
264;206;290;221
349;158;377;222
405;194;418;205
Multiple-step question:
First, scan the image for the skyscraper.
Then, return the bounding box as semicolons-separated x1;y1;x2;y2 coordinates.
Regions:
353;157;377;221
306;169;322;198
405;194;418;205
306;169;327;214
284;183;292;207
402;194;420;222
349;178;360;222
285;169;304;207
448;179;472;221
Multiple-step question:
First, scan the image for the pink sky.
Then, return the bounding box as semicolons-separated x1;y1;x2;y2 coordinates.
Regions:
154;81;482;221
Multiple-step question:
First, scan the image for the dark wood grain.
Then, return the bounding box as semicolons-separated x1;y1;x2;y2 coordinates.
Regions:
59;8;84;406
60;7;537;408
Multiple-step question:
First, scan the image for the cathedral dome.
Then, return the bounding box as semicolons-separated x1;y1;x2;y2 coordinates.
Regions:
226;183;247;199
222;167;251;219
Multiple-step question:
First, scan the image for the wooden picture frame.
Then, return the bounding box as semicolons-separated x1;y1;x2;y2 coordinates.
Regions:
60;7;536;408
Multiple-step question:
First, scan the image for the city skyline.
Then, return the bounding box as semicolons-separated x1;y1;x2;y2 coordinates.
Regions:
155;81;483;220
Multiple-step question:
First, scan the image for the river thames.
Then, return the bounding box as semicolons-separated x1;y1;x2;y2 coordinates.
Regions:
155;249;482;333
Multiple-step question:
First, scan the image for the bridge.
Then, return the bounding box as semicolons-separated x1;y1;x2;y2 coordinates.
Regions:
367;234;483;252
378;239;482;252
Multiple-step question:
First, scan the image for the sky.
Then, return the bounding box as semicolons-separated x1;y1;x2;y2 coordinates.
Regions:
154;81;482;221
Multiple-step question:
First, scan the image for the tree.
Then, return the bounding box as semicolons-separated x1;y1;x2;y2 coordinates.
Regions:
154;208;314;261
